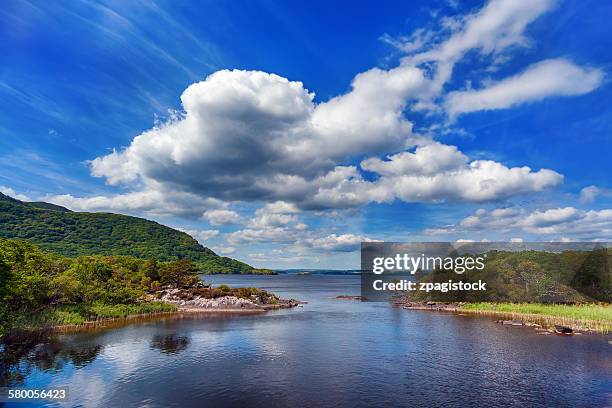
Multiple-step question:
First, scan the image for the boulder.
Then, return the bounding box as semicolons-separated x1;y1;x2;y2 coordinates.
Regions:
554;325;573;334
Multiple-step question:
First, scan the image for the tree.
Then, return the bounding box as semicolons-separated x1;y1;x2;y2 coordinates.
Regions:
159;260;200;288
571;248;611;301
143;259;160;281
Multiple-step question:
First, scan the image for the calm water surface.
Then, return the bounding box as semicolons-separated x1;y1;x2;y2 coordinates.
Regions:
3;274;611;407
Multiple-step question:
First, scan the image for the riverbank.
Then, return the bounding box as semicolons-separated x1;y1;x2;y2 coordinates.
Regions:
394;299;612;333
2;286;300;339
7;302;177;329
3;308;280;341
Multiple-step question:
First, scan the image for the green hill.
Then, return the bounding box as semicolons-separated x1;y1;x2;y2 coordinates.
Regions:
0;192;270;274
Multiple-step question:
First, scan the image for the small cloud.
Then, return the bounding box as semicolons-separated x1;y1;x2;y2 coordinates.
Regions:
301;234;380;252
203;209;241;226
179;228;219;243
580;185;612;203
215;246;236;255
0;186;31;201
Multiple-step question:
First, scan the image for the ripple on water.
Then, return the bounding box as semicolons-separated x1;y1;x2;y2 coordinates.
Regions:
4;275;611;408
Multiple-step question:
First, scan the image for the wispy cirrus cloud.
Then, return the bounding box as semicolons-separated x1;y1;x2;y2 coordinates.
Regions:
445;58;604;117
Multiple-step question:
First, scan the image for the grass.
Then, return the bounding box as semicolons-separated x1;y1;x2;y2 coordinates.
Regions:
13;302;177;329
459;302;612;332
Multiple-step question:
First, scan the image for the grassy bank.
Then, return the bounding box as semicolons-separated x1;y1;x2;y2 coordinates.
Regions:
459;302;612;332
11;302;177;330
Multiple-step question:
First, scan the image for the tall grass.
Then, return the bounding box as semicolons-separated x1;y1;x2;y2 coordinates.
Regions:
460;303;612;332
13;302;177;329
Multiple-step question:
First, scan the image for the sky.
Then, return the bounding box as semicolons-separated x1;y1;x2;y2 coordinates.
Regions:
0;0;611;269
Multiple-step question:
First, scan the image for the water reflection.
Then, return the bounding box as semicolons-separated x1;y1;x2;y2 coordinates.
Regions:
0;332;102;386
150;334;190;355
1;275;610;408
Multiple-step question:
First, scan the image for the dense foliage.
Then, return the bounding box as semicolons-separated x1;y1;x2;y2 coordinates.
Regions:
0;193;270;274
0;238;201;337
409;249;611;303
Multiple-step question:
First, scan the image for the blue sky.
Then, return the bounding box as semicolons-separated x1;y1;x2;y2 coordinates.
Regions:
1;0;611;268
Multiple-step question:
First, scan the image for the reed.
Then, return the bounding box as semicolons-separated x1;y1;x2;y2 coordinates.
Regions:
459;303;612;333
12;302;178;329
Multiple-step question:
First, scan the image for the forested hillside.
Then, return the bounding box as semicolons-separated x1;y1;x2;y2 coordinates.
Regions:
0;193;267;274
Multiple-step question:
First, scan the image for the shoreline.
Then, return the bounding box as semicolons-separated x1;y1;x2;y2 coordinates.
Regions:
5;306;287;339
395;301;611;334
3;285;303;340
52;307;275;333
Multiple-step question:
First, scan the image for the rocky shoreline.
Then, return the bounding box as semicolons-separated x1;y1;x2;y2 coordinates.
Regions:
154;286;302;311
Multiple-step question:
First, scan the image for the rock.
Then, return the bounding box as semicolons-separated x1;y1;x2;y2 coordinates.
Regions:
161;291;261;309
156;287;300;311
426;301;436;306
554;325;573;334
335;295;365;301
502;320;524;326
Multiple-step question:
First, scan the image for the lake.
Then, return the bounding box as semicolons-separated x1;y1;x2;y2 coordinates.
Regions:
2;274;611;407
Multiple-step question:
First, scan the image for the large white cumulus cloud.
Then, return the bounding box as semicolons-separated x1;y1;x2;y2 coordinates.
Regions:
87;66;434;210
86;67;561;212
